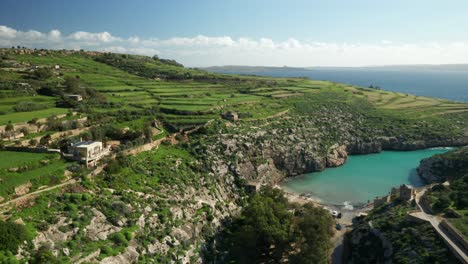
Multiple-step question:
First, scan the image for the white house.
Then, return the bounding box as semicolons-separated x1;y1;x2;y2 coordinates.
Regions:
66;94;83;101
64;141;109;167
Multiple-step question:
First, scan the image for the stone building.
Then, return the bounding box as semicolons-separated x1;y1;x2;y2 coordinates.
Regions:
222;111;238;121
66;94;83;101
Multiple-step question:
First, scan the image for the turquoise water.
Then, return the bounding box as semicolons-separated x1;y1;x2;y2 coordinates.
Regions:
281;148;452;206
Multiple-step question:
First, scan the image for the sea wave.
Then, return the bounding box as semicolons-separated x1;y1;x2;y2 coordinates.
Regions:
343;201;354;210
429;147;455;150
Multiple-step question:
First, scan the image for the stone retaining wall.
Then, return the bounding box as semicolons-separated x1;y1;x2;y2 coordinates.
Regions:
441;219;468;252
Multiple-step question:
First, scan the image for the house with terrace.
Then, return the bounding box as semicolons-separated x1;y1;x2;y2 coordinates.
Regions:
63;141;109;167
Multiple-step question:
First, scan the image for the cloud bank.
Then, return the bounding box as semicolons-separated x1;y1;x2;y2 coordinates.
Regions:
1;25;468;67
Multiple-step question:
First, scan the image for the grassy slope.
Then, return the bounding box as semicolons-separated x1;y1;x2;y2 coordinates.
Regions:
2;49;468;130
0;151;67;197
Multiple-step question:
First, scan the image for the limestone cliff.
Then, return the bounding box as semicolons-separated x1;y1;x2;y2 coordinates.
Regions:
417;146;468;183
198;111;468;186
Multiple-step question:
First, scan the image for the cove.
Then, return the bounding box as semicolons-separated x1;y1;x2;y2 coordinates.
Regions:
281;148;452;207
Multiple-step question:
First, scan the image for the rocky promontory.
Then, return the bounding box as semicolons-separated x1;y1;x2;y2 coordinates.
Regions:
417;146;468;183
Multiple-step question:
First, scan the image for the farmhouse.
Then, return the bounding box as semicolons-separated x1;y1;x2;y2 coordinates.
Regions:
63;141;109;167
66;94;83;101
222;111;239;121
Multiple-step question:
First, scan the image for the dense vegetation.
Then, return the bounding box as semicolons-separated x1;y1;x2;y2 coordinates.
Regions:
208;187;333;263
0;221;31;253
348;202;458;263
420;147;468;238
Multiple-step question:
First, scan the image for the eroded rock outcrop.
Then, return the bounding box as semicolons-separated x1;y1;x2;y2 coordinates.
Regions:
417;146;468;183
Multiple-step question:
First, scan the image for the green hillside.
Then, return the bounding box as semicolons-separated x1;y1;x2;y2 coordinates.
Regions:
1;48;468;263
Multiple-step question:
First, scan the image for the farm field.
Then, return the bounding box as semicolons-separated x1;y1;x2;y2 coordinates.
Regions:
1;49;468;133
0;151;68;198
2;50;468;132
0;108;69;125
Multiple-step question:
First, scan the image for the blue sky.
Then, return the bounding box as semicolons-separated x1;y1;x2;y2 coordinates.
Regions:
1;0;468;66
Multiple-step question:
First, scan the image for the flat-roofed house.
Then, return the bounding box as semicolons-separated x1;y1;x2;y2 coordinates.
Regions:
64;141;109;167
66;94;83;101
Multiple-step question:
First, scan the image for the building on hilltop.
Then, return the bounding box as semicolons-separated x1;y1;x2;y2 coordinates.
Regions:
222;111;239;121
63;141;109;167
66;94;83;101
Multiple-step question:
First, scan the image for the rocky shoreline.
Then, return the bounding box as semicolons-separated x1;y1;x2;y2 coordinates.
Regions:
417;146;468;183
206;113;468;191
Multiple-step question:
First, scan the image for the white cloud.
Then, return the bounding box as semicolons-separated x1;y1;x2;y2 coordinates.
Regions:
48;29;62;41
1;25;468;67
0;25;17;38
68;31;120;43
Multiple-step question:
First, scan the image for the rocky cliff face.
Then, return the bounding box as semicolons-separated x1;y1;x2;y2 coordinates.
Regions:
417;147;468;183
199;112;468;186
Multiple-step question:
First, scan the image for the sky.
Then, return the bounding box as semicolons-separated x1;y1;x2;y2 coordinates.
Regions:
1;0;468;67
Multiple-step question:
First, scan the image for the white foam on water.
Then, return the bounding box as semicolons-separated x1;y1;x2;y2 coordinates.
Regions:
429;147;454;150
343;201;354;210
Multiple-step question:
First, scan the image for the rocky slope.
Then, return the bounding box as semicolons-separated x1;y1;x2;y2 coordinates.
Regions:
417;146;468;183
195;106;468;187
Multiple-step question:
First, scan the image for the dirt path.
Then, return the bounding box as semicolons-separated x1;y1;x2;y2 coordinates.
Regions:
0;179;77;212
0;163;107;212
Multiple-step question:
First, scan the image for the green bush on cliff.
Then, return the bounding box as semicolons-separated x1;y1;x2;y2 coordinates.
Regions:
0;221;31;254
214;186;333;263
348;203;458;263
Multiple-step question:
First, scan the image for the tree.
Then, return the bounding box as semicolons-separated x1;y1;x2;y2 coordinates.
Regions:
64;76;81;94
0;250;19;264
19;127;29;136
0;221;30;254
27;118;38;125
5;121;14;132
433;196;451;212
39;134;52;146
30;245;60;264
217;187;334;264
29;139;38;146
143;123;153;141
32;68;53;80
224;187;293;263
289;204;334;264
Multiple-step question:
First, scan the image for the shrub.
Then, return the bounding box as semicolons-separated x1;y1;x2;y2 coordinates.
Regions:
0;250;19;264
32;68;53;80
110;232;129;246
433;196;451;212
124;230;133;241
30;245;60;264
100;245;114;256
0;221;30;254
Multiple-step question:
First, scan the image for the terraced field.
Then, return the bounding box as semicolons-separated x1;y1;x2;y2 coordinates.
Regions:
0;151;68;198
2;50;468;131
343;86;468;118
